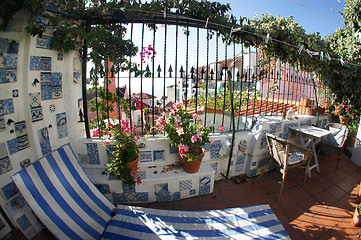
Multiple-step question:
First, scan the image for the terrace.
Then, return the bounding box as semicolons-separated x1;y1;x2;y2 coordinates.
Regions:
1;0;361;239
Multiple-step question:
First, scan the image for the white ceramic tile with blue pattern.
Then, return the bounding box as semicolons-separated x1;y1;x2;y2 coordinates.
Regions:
1;181;19;200
5;53;17;68
199;185;211;195
86;143;100;164
180;180;192;191
0;156;12;175
30;106;43;122
56;112;67;126
1;98;14;115
172;192;181;201
57;125;68;139
8;40;19;53
16;214;31;231
17;135;30;151
153;150;164;161
73;71;80;84
41;86;52;100
0;117;5;132
51;72;62;85
6;69;16;83
15;121;27;137
155;183;168;194
40;141;52;156
29;92;41;108
157;192;171;202
210;150;220;159
210;140;222;150
57;54;63;61
12;89;18;98
36;35;52;49
7;138;19;155
40;57;51;71
0;39;8;53
40;72;52;85
140;151;152;162
210;162;218;172
94;184;111;194
29;56;40;71
51;86;62;99
0;143;8;159
200;176;211;187
0;69;6;84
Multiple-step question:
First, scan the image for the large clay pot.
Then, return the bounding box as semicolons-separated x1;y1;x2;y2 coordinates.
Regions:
180;146;205;173
126;156;139;171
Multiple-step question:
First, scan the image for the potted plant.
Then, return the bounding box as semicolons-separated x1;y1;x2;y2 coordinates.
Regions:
336;101;356;125
103;120;142;189
156;102;214;173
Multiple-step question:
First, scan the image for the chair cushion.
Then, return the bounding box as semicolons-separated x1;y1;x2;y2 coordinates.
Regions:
288;151;304;165
325;126;346;146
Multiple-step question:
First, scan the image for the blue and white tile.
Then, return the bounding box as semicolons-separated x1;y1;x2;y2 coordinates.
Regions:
283;123;292;132
5;20;21;32
15;121;27;137
10;195;24;210
40;72;52;85
1;181;19;200
0;117;5;132
17;135;30;151
78;154;88;164
169;145;177;154
86;143;100;164
49;104;56;113
122;182;135;192
16;214;31;231
41;86;52;100
203;142;210;152
140;151;152;162
29;92;41;108
2;98;14;115
12;89;18;98
200;176;211;187
57;125;68;139
38;127;50;144
0;68;6;84
210;150;220;159
135;192;149;202
36;35;52;49
40;141;52;156
190;189;196;195
30;106;43;122
210;140;222;151
172;192;181;201
40;57;51;71
56;112;67;126
7;138;19;155
94;184;110;194
155;183;168;194
135;171;146;179
5;53;17;68
73;71;80;84
111;193;127;204
0;156;12;175
6;69;16;83
153;150;164;161
52;72;62;85
51;86;62;99
20;159;31;169
210;162;218;173
29;56;40;71
0;143;8;159
156;191;171;203
0;53;5;67
199;185;211;195
7;40;19;53
300;120;311;126
180;180;192;191
0;39;9;53
57;53;63;61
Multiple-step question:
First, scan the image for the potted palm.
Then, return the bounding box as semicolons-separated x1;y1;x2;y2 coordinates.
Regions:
104;120;142;189
156;102;214;173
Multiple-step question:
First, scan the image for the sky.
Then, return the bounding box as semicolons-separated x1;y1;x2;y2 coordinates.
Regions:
217;0;345;37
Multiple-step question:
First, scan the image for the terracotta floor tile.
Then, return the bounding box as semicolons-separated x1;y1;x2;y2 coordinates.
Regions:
239;182;267;198
313;176;334;190
290;211;313;226
343;175;360;186
314;190;338;205
199;201;227;210
287;186;312;202
326;185;348;200
280;202;306;222
271;191;297;209
303;181;324;196
328;203;353;220
313;208;340;231
294;216;324;239
336;180;357;193
283;225;304;240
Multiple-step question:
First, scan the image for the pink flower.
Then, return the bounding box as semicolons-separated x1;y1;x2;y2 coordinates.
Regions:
92;129;99;136
156;118;164;126
130;170;137;177
198;121;203;127
191;135;198;143
219;125;224;133
176;126;184;136
178;143;189;156
136;178;142;185
134;136;140;141
210;139;214;145
174;115;181;123
192;113;198;120
170;109;175;115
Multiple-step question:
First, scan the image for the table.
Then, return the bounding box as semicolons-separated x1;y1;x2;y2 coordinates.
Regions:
289;125;331;178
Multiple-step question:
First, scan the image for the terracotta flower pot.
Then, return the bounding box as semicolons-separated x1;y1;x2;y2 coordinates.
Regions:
126;156;139;171
339;116;350;125
180;146;205;174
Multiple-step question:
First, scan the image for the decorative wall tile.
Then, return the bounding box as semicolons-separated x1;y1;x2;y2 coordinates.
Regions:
180;180;192;191
210;140;222;151
16;214;31;231
1;181;19;200
30;106;43;122
29;56;40;71
94;184;110;194
20;159;31;169
17;135;30;151
251;161;257;167
57;54;63;61
105;144;116;158
51;86;63;99
5;20;22;32
155;183;168;194
15;121;27;137
210;162;218;172
0;143;8;159
135;171;146;179
78;154;88;164
7;138;19;155
172;192;181;201
73;71;80;84
156;192;171;202
10;195;24;210
199;185;211;195
190;189;196;195
1;98;14;115
153;150;164;161
40;72;52;85
283;123;292;132
6;69;16;82
49;104;56;112
86;143;100;164
122;183;135;192
29;92;41;108
140;151;152;162
38;127;51;156
12;89;18;98
0;117;5;132
52;73;62;85
40;57;51;71
0;68;5;84
0;39;8;52
235;155;245;172
210;150;220;159
112;192;149;203
5;53;17;68
41;86;52;100
36;35;52;49
0;156;12;175
200;176;211;187
56;112;68;139
8;40;19;52
203;142;210;152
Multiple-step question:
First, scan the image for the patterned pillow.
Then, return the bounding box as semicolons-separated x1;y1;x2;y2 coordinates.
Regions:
325;126;346;146
288;151;304;165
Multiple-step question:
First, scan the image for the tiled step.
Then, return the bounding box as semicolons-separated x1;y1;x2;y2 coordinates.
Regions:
84;162;216;204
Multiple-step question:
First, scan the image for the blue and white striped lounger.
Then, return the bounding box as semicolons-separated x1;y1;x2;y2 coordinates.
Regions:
12;144;290;240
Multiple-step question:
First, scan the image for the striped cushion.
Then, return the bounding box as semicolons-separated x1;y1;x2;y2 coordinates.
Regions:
12;144;115;240
102;204;290;240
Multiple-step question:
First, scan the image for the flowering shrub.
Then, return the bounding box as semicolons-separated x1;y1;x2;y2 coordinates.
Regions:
335;101;356;120
104;120;141;189
156;103;214;161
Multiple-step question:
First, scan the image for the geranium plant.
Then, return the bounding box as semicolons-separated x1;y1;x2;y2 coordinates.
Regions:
156;102;214;161
103;120;142;189
335;101;356;120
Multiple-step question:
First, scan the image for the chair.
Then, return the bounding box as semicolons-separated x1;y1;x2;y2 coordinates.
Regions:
266;134;314;201
12;143;290;240
318;123;349;170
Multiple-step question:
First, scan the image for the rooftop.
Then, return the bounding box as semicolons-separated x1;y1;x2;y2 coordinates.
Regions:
8;151;361;240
